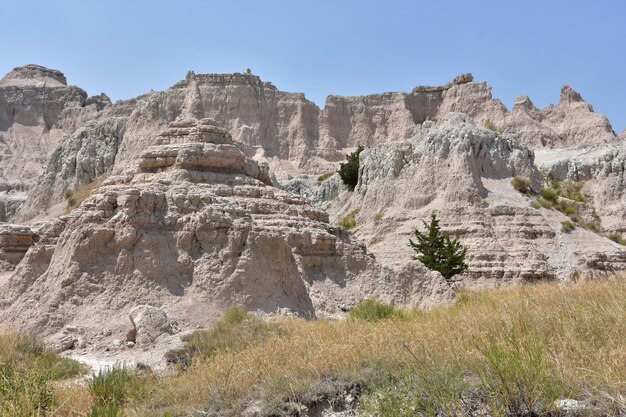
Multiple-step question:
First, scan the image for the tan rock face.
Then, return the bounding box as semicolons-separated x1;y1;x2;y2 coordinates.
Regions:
0;65;111;221
0;224;37;271
0;119;452;340
535;143;626;234
9;67;622;222
330;114;626;286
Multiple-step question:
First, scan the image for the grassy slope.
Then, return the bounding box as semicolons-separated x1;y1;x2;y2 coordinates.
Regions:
0;334;86;416
3;279;626;416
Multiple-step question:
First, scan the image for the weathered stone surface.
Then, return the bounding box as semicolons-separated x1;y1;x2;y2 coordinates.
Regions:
9;68;622;221
16;117;127;222
0;224;37;271
0;119;452;341
329;114;626;286
128;305;172;346
535;143;626;233
0;65;111;221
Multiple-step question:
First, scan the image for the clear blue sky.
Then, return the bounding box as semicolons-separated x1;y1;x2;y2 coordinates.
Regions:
1;0;625;132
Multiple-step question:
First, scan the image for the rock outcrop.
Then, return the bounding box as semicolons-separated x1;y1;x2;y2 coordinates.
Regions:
0;119;452;340
506;85;617;148
7;67;621;222
535;143;626;234
330;114;626;286
15;117;127;222
0;224;37;271
0;65;111;220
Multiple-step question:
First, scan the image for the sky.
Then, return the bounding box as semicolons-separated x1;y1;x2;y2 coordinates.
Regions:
1;0;625;132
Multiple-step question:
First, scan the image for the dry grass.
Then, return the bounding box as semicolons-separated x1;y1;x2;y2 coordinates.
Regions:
125;278;626;416
5;279;626;416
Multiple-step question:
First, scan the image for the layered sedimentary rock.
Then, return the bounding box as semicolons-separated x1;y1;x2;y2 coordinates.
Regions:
0;224;37;271
0;65;111;220
10;66;622;222
535;143;626;234
330;114;626;286
16;117;127;221
506;86;617;148
0;119;451;339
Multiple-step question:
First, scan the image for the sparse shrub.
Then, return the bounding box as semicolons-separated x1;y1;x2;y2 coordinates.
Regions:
558;200;578;216
374;211;384;223
608;233;626;246
87;403;123;417
511;176;532;194
484;119;505;133
0;333;85;416
409;213;468;283
358;358;468;416
477;335;572;416
338;145;364;189
0;362;55;416
65;174;110;212
349;299;401;322
64;187;76;206
539;187;559;204
561;220;576;233
316;172;334;184
89;365;134;409
338;208;360;230
559;180;586;202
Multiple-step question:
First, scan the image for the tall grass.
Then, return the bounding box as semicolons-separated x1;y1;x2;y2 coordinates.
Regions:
4;280;626;416
135;279;626;416
0;333;85;417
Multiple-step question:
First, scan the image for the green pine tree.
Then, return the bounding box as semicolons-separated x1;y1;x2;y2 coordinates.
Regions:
409;213;468;283
338;145;364;189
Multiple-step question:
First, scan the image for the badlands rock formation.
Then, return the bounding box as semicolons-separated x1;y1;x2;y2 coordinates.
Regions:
0;64;625;333
535;143;626;234
0;65;110;221
330;114;626;286
9;67;620;222
0;118;450;341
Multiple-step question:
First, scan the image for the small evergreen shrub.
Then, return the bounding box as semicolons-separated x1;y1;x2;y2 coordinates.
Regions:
64;187;76;206
349;299;401;322
338;208;360;229
338;145;364;189
608;233;626;246
409;213;468;283
539;188;559;204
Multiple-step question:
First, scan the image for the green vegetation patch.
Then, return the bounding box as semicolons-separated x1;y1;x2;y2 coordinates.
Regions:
338;208;360;229
316;172;334;184
349;299;402;322
511;176;533;195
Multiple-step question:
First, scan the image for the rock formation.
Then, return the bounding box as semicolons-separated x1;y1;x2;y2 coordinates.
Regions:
8;67;621;222
1;64;625;323
0;119;451;341
0;65;111;221
535;143;626;234
0;224;37;271
329;114;626;286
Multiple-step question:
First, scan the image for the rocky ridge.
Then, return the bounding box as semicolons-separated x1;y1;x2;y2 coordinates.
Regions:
0;118;451;344
0;65;111;221
0;64;624;336
327;114;626;286
9;67;620;222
